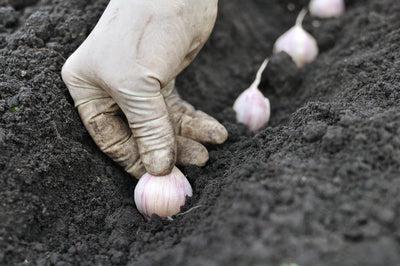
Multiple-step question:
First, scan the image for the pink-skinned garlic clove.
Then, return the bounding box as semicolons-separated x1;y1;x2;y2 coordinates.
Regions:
309;0;345;18
233;59;271;132
134;167;192;219
273;9;319;68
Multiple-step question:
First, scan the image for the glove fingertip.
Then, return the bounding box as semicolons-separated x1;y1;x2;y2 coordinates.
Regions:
177;136;209;167
212;124;229;144
142;147;176;176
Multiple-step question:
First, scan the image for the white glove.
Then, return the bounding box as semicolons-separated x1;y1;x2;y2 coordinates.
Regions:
61;0;227;178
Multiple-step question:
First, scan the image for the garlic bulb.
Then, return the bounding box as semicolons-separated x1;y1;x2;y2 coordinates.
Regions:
309;0;345;18
233;59;271;132
134;167;193;219
273;9;319;68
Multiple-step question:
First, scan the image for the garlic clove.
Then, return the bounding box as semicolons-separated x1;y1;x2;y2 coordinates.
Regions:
273;9;319;68
134;166;192;219
233;59;271;132
234;87;271;132
309;0;345;18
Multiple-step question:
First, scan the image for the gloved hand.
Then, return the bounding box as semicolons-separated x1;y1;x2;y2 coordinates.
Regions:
61;0;228;178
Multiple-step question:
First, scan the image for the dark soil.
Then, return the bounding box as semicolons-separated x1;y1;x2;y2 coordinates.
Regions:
1;0;400;265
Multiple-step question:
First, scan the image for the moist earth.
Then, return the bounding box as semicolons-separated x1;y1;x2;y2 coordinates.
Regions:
1;0;400;265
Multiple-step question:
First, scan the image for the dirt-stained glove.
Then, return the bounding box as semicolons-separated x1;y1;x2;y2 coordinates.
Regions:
61;0;228;178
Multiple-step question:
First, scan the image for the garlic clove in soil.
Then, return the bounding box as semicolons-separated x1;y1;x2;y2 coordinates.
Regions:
309;0;345;18
233;59;271;132
134;166;193;219
273;9;319;68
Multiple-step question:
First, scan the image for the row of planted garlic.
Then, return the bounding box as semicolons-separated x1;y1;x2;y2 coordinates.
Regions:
234;0;345;132
134;0;346;220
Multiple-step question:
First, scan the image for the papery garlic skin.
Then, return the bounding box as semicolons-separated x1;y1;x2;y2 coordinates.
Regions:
233;59;271;132
134;167;193;219
273;9;319;68
234;87;271;132
309;0;345;18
